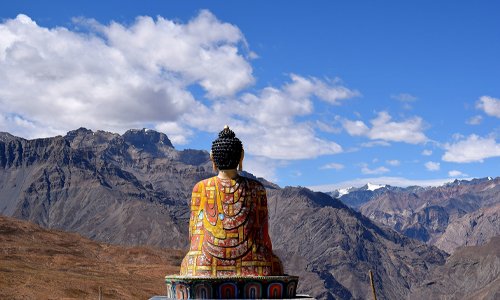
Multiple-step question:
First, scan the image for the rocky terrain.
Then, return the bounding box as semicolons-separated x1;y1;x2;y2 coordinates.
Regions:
328;178;500;253
0;128;212;249
434;202;500;254
0;215;183;299
409;236;500;300
1;128;497;299
328;183;419;209
267;187;447;299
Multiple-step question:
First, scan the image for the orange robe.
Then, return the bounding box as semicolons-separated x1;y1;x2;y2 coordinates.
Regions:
180;176;283;277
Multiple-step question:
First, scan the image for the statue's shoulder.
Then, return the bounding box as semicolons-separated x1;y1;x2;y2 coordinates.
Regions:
241;176;265;191
192;176;217;192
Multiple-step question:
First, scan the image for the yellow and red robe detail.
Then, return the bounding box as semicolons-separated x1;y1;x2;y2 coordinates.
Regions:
180;176;284;277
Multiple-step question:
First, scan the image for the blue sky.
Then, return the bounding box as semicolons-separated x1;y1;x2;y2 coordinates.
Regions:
1;1;499;190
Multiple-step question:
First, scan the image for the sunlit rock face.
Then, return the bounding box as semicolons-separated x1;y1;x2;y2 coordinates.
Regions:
329;177;500;250
409;236;500;300
0;128;213;249
0;128;453;299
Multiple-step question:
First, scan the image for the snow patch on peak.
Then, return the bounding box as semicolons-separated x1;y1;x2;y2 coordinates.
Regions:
366;183;386;191
488;176;493;180
338;187;354;197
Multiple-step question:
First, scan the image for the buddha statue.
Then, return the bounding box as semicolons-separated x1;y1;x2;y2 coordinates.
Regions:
180;125;283;277
165;126;298;299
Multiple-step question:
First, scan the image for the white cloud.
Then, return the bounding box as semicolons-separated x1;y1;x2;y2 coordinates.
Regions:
0;12;253;138
448;170;467;177
341;111;428;144
0;13;357;162
320;163;344;170
316;120;341;134
476;96;500;118
309;177;458;192
184;74;348;160
360;163;390;175
425;161;440;171
343;119;370;135
244;156;283;182
442;134;500;163
422;149;433;156
0;113;63;139
386;159;400;166
361;140;391;147
466;115;483;125
155;121;192;145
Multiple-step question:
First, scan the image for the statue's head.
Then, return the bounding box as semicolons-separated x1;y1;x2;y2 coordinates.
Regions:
211;125;243;170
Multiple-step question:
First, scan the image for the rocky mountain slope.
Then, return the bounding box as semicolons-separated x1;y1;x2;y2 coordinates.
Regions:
329;183;423;209
434;202;500;254
0;128;213;249
267;187;447;300
0;128;475;299
409;236;500;300
0;215;183;299
328;178;500;253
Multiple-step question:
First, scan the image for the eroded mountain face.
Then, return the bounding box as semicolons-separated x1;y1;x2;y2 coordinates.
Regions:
409;236;500;300
267;187;447;299
330;178;500;253
0;128;213;249
1;128;480;299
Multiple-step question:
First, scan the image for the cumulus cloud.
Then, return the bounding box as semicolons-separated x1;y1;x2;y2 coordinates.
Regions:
320;163;344;170
341;111;428;144
442;134;500;163
448;170;467;177
0;13;353;163
0;12;253;137
476;96;500;118
425;161;440;171
183;74;347;160
243;156;284;182
155;121;193;145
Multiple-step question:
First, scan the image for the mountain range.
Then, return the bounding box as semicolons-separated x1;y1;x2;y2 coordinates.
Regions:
328;177;500;254
1;128;498;299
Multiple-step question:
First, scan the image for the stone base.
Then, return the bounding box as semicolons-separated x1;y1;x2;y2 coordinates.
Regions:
149;295;314;300
164;275;299;299
150;296;314;300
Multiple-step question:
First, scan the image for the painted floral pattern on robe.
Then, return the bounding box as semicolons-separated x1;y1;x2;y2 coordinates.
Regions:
180;176;284;277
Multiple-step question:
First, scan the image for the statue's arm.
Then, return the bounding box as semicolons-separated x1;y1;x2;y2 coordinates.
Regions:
189;181;203;238
259;186;274;251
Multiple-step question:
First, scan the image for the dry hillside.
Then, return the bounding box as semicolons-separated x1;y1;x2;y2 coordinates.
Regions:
0;215;183;299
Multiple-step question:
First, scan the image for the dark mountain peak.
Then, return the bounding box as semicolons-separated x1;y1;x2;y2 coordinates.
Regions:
123;128;174;150
0;132;23;143
280;186;347;209
178;148;210;166
65;127;93;139
64;128;121;151
444;176;497;187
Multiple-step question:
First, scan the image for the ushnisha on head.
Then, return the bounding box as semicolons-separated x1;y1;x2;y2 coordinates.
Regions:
211;125;244;173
